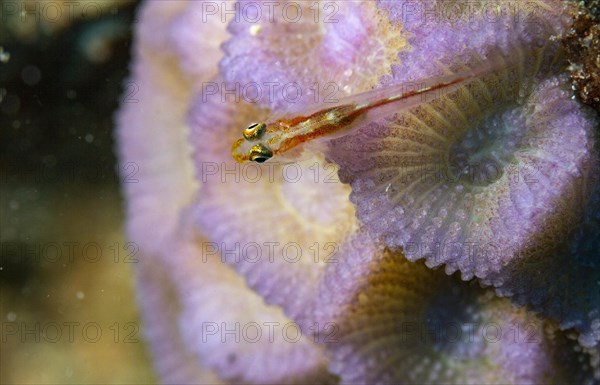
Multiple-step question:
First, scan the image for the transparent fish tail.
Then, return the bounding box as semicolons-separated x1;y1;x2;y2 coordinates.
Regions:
313;43;549;146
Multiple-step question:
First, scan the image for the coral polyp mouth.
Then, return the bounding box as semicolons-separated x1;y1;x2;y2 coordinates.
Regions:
329;72;597;281
446;106;526;188
328;58;600;345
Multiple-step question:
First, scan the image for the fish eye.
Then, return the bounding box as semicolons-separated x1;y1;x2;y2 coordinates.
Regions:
243;122;267;141
248;143;273;163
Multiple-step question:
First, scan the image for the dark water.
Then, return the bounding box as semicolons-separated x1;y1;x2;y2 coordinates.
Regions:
0;1;155;383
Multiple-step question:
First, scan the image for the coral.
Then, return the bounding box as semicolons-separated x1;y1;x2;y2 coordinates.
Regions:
117;0;600;383
220;0;405;110
327;0;600;346
187;76;357;327
315;231;597;384
118;1;335;382
563;0;600;108
485;167;600;347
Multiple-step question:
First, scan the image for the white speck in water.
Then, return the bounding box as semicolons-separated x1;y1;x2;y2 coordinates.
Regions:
9;200;19;210
67;89;77;99
0;47;10;63
85;134;94;143
7;312;16;321
249;24;262;36
76;291;85;300
12;120;21;129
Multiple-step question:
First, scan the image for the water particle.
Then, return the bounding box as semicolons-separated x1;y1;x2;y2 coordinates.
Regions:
0;47;10;63
21;65;41;86
76;291;85;300
42;155;57;167
1;94;21;115
249;24;262;36
85;134;94;143
7;312;16;321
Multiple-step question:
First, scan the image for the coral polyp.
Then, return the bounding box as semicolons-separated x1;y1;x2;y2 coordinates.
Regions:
327;0;600;347
330;75;597;279
117;0;600;383
315;232;598;384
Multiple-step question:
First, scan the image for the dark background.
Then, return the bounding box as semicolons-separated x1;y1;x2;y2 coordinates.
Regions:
1;1;155;382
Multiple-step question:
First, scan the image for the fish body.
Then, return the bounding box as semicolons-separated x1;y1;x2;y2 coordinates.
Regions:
232;52;509;163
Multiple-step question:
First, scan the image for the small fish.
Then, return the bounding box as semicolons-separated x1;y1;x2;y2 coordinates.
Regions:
232;53;510;163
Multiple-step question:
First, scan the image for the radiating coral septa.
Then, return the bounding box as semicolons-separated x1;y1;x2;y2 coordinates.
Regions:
187;76;357;331
486;160;600;348
220;0;405;111
120;1;337;382
328;50;596;280
120;0;600;383
168;0;230;81
315;231;598;384
325;0;600;349
117;0;203;256
135;255;225;384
